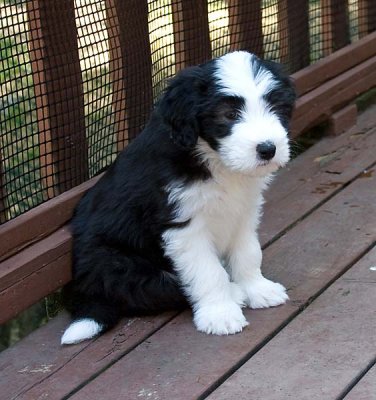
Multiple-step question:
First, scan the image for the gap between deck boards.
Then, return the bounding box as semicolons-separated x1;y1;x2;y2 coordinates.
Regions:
342;359;376;400
338;355;376;400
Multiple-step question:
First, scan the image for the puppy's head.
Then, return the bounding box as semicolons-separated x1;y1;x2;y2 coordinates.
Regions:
158;51;296;176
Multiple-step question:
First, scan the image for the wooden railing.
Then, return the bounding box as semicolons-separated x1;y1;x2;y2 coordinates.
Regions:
0;0;376;325
27;0;88;197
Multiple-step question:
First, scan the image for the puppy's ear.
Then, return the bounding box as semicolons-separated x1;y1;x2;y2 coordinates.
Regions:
158;65;208;150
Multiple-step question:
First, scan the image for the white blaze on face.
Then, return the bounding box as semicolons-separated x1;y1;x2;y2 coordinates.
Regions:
214;51;290;175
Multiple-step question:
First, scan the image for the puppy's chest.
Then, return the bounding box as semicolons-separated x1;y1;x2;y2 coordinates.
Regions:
169;176;262;250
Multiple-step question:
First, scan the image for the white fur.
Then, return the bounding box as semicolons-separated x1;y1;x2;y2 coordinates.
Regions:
61;319;103;345
163;52;290;335
163;157;288;335
215;52;276;99
163;164;264;334
215;51;290;175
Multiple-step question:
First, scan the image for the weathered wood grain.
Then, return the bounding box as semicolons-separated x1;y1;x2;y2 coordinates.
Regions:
0;312;177;400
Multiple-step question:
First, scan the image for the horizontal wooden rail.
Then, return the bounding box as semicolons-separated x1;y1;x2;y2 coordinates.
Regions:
0;227;72;324
293;30;376;96
0;175;102;262
292;55;376;135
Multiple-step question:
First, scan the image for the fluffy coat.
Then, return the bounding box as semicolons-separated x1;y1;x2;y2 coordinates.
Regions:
61;51;296;344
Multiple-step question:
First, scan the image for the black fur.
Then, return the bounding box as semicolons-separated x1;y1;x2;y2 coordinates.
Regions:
257;58;296;129
63;53;296;334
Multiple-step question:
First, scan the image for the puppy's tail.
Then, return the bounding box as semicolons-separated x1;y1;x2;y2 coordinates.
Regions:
61;269;187;345
61;319;104;345
61;300;121;345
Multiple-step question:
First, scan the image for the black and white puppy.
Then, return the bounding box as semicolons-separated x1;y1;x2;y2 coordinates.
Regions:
61;51;296;344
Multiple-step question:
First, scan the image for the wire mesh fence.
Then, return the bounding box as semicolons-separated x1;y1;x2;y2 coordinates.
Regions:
1;0;375;224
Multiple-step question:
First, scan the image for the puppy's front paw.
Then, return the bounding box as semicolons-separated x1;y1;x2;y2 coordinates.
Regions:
193;301;248;335
242;277;289;309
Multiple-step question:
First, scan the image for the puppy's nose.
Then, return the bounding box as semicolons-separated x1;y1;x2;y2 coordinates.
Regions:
256;141;276;160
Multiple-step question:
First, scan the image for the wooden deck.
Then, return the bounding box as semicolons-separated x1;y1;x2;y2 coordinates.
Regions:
1;105;376;400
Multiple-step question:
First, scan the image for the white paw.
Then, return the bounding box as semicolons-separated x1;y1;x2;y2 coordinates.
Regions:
193;301;249;335
229;282;247;307
242;277;289;309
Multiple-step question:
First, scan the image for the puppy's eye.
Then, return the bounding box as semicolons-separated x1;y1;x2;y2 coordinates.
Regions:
225;110;240;120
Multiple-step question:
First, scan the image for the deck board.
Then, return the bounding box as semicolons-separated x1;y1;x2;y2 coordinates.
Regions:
1;106;375;399
207;246;376;400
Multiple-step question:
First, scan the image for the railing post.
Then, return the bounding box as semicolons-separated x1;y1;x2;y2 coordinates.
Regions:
106;0;128;152
109;0;153;142
0;153;7;224
172;0;211;71
278;0;310;71
358;0;376;38
322;0;350;55
228;0;263;57
27;0;87;197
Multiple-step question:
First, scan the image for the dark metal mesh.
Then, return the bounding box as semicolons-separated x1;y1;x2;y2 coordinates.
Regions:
1;0;375;223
